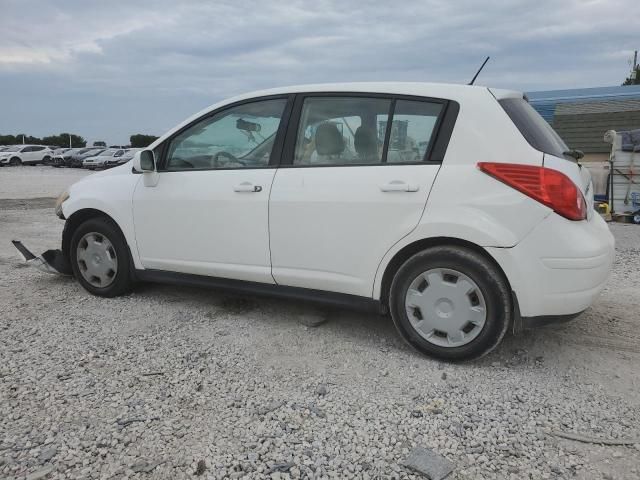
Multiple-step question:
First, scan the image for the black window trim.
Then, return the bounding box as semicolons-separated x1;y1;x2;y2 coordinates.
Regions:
147;91;459;173
279;91;459;169
155;94;295;173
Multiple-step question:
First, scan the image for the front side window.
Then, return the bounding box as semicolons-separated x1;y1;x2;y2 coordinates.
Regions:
292;96;444;166
165;98;287;171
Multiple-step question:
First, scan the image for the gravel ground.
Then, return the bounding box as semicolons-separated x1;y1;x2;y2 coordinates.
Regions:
1;167;639;479
0;165;89;199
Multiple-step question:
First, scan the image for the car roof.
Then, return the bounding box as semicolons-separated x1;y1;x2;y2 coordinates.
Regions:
227;82;520;100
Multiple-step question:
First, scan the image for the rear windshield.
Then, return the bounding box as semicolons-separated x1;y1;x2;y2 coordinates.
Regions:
499;98;569;159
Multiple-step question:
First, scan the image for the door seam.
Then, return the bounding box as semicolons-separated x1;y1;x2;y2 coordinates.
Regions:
267;168;279;285
370;163;444;298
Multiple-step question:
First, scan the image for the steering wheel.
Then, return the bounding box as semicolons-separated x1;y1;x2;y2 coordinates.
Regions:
212;151;245;168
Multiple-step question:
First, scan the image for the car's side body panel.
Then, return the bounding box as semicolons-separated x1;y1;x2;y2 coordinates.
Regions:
62;165;144;269
269;164;441;296
53;82;614;325
371;87;552;298
132;168;278;283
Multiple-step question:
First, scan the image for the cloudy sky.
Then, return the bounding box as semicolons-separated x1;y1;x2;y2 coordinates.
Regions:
1;0;638;144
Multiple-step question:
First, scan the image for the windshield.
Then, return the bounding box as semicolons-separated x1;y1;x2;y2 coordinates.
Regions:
499;98;570;160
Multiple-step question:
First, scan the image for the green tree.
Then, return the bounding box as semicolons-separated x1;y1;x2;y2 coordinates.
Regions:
130;134;159;148
0;133;87;147
622;66;640;85
0;135;18;145
41;133;87;148
15;133;43;144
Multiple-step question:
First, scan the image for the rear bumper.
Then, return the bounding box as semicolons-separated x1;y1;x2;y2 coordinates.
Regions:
488;213;615;318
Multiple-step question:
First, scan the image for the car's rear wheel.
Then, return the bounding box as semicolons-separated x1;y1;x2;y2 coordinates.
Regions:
389;245;511;361
70;217;133;297
9;157;21;166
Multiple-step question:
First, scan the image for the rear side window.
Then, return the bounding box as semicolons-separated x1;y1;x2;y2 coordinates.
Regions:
386;100;443;163
499;98;568;159
292;96;444;166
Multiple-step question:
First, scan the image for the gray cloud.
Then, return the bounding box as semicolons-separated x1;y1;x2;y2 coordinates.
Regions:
1;0;638;144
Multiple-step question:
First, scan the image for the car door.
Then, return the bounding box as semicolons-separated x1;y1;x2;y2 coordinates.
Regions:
20;146;34;162
28;146;44;163
133;96;291;283
269;94;454;297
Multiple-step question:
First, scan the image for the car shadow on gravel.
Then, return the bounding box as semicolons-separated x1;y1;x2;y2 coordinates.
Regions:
130;280;411;343
25;273;586;366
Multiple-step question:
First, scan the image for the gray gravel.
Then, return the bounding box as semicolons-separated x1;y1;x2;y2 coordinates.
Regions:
0;165;89;199
1;167;640;479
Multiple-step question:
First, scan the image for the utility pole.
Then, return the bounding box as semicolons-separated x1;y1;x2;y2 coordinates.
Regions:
22;134;25;145
69;134;72;148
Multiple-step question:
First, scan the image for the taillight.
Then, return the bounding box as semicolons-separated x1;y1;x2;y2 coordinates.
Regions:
478;162;587;221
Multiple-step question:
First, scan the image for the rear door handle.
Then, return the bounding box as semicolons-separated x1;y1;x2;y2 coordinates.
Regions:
233;182;262;193
380;181;419;192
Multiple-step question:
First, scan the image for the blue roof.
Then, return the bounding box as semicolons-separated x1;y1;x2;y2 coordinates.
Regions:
527;85;640;122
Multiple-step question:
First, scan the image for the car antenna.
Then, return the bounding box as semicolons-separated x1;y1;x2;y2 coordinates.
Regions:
468;56;490;85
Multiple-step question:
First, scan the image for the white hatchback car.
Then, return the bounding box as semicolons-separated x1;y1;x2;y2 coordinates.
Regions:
15;83;615;360
82;148;128;169
0;145;53;166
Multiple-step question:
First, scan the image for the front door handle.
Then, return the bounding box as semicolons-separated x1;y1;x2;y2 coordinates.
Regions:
380;181;419;192
233;182;262;193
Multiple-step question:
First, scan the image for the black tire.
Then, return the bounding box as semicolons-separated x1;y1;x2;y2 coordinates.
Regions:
9;157;21;166
389;245;512;361
70;216;133;297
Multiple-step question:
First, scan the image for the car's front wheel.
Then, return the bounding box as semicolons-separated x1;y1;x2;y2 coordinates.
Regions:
389;245;512;361
70;217;133;297
9;157;21;166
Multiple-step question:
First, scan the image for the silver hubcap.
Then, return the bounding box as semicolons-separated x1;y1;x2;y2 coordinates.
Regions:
76;232;118;288
405;268;487;347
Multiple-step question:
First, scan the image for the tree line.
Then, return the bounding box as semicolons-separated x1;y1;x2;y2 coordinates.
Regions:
0;133;159;148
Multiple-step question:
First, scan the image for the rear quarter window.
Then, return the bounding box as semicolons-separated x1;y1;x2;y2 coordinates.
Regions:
499;98;568;159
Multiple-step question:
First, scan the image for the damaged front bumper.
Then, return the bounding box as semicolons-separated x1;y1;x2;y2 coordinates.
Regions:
12;240;72;275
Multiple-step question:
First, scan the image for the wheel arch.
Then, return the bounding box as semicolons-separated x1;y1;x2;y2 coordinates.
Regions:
62;208;125;258
377;236;513;307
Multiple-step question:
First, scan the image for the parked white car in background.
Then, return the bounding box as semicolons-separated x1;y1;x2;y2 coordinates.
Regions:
104;148;141;168
17;82;615;360
82;148;128;169
0;145;53;166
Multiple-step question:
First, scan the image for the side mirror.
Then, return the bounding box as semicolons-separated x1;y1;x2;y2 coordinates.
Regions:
134;150;155;172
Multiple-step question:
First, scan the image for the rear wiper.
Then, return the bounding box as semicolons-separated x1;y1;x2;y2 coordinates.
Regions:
563;149;584;160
